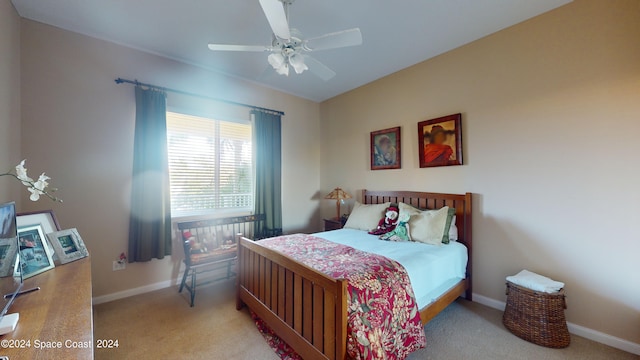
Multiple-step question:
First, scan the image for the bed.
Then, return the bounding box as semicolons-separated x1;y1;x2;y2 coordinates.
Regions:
236;190;473;360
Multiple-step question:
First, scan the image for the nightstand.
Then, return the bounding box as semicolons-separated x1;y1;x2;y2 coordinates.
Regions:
323;218;343;231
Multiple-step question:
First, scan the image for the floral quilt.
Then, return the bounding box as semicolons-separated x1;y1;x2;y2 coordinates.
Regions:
254;234;426;360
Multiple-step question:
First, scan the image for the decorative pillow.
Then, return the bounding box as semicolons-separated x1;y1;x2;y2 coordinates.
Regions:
379;214;411;242
343;202;391;231
406;206;456;245
399;203;458;243
398;202;421;222
440;209;456;244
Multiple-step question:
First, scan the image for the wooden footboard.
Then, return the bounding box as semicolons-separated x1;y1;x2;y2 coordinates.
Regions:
238;190;472;360
236;236;348;360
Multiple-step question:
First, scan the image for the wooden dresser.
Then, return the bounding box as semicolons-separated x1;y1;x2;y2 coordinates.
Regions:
0;257;93;359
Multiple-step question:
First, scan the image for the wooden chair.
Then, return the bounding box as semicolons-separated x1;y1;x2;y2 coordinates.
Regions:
177;214;276;306
179;232;237;307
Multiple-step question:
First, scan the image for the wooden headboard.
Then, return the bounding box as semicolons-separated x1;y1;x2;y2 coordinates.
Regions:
362;190;473;298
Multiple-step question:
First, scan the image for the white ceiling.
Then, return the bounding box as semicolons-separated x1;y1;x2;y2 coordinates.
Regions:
11;0;572;102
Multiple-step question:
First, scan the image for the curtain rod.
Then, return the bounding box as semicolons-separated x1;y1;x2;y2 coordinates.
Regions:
114;78;285;116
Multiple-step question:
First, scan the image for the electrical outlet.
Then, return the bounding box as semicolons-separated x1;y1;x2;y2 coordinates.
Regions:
112;261;126;271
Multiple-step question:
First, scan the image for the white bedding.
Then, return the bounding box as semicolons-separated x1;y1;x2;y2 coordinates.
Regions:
315;228;468;309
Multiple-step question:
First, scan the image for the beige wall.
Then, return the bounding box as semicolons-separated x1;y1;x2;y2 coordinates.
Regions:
0;0;21;203
13;0;640;347
20;19;321;297
320;0;640;344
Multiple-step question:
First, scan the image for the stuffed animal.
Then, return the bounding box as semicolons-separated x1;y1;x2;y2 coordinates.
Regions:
379;213;411;242
368;205;400;235
183;231;207;254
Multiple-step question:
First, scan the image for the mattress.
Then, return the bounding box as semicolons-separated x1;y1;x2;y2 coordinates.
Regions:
315;228;468;309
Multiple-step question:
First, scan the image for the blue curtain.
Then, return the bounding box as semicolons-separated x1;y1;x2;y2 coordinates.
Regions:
253;110;282;237
128;87;172;262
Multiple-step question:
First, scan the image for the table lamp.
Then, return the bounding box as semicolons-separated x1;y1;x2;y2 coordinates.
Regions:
324;187;352;219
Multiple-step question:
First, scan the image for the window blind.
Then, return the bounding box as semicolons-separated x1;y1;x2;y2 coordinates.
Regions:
166;111;253;216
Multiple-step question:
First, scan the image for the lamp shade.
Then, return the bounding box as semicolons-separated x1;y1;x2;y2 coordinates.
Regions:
325;187;352;219
324;187;352;201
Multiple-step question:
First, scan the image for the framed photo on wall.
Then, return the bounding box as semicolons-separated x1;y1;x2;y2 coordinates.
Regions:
418;113;463;168
16;225;55;279
47;228;89;264
371;126;401;170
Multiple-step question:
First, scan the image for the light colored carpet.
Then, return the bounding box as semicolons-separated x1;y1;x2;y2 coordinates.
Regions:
94;280;637;360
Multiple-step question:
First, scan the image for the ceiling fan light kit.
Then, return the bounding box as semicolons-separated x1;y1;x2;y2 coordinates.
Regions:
208;0;362;80
268;53;288;75
289;54;308;74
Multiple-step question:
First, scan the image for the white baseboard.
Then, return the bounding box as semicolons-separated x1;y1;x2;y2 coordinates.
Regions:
566;322;640;356
92;268;230;305
472;293;506;311
92;278;177;305
472;292;640;355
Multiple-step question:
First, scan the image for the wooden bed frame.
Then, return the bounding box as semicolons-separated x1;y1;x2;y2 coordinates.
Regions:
236;190;473;360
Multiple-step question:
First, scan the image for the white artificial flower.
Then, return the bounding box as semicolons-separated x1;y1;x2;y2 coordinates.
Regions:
33;173;50;191
28;187;42;201
15;160;27;178
1;159;61;202
15;159;33;185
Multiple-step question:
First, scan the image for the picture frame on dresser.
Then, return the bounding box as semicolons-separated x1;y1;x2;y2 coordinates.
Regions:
47;228;89;264
16;210;62;233
0;202;18;278
0;238;18;278
16;224;56;279
17;210;63;262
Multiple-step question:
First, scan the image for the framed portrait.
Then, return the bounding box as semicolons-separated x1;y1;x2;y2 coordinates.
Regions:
371;126;401;170
47;228;89;264
17;210;62;262
418;113;463;168
16;225;55;279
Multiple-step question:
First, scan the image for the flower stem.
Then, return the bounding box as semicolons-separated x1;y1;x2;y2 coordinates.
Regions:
0;172;62;202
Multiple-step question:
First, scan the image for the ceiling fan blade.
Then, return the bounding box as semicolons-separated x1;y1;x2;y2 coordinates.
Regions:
259;0;291;40
304;28;362;51
303;55;336;81
208;44;270;52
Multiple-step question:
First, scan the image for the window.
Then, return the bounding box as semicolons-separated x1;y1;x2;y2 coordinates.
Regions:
166;111;253;217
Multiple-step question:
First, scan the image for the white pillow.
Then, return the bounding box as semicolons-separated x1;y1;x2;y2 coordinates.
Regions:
398;203;458;243
399;202;421;218
343;202;391;231
407;206;451;245
449;215;458;242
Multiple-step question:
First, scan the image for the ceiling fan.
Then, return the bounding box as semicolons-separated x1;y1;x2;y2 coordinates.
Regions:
208;0;363;81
